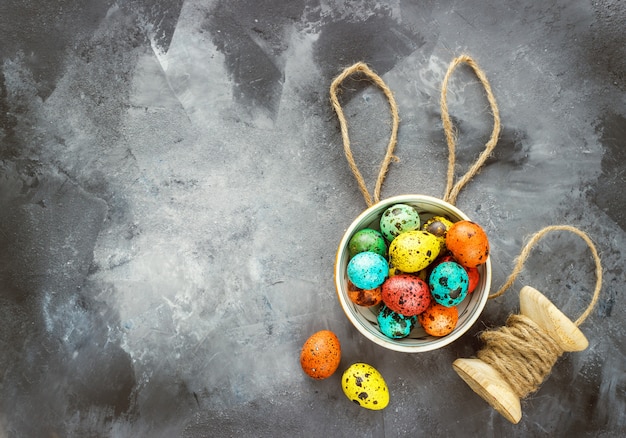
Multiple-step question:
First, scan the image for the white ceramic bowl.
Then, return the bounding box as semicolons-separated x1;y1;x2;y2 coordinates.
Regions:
334;194;491;352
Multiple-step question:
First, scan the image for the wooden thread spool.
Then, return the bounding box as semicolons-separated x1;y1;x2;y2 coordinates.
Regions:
453;225;603;424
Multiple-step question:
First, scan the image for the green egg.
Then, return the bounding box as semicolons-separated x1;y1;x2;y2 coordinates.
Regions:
349;228;388;258
388;230;441;273
379;204;421;242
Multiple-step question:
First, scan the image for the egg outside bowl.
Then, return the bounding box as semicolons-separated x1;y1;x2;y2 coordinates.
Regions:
334;194;491;353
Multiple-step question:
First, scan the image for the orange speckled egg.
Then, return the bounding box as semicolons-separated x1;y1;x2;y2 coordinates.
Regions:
300;330;341;379
417;303;459;337
445;221;490;268
347;281;382;307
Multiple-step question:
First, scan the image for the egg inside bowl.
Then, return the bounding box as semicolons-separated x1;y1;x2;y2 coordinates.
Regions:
334;194;491;353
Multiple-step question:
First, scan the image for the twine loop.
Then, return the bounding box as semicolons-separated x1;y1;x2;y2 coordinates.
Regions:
330;55;500;207
329;62;400;207
440;55;501;205
489;225;603;326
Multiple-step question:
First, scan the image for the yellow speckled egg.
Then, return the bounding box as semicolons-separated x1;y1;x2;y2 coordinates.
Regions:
388;230;441;273
342;363;389;410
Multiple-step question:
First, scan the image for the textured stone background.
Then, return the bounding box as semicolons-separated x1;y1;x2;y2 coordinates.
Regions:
1;0;625;436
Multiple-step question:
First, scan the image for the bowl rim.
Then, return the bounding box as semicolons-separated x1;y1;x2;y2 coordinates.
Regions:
334;194;492;353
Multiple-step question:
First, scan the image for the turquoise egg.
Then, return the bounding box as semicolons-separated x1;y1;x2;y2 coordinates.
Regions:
428;261;469;307
379;204;421;242
377;305;417;339
349;228;387;258
347;251;389;290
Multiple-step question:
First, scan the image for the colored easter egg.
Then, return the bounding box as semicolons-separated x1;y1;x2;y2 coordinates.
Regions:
430;254;480;292
445;221;490;268
300;330;341;379
417;302;459;337
388;230;440;273
348;228;387;258
347;280;382;307
347;251;389;290
422;215;454;252
381;274;432;316
429;261;469;307
377;305;417;339
342;363;389;410
379;204;421;242
466;266;480;293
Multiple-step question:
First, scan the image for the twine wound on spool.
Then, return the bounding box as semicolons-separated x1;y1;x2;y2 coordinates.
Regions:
329;55;500;207
454;225;603;424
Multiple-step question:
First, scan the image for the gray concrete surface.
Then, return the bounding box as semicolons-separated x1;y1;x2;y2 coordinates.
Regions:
1;0;625;436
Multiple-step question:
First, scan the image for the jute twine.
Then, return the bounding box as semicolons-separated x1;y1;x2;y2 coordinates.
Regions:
329;62;400;208
329;55;500;207
441;55;501;205
480;225;603;398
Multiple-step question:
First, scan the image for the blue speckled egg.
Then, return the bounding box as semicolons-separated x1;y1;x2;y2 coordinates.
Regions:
347;251;389;290
379;204;421;242
377;305;417;339
428;261;469;307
